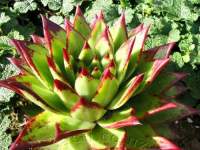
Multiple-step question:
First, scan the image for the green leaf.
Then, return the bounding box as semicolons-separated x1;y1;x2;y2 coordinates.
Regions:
0;61;19;103
49;16;64;25
85;0;118;24
10;111;95;150
0;116;12;150
172;52;185;68
0;12;10;27
85;126;126;149
41;0;62;11
168;29;180;42
14;0;37;13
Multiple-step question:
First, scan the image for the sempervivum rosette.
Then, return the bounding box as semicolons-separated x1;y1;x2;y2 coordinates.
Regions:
0;6;197;150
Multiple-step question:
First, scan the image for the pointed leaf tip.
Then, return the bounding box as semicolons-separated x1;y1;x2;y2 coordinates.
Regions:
102;68;113;79
31;35;45;45
153;136;181;150
147;102;177;115
83;41;90;49
63;48;70;62
75;5;83;16
98;10;104;20
80;68;89;76
120;12;126;26
41;15;61;32
65;19;73;32
54;79;71;91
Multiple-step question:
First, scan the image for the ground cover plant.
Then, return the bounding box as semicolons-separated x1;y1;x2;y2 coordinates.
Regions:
1;5;200;150
0;0;200;149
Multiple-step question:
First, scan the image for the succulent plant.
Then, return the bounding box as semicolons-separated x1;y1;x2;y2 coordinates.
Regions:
0;6;198;150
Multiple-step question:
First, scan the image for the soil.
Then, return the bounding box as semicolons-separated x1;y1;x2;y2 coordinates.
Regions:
172;114;200;150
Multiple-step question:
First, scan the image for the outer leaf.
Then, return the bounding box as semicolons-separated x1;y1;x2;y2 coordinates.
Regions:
10;111;95;150
10;40;53;88
98;108;140;129
136;58;170;93
146;72;187;95
108;73;144;110
0;74;67;113
41;15;66;74
125;25;150;80
115;36;135;83
85;126;126;149
70;98;106;122
143;42;175;60
31;34;45;45
125;125;180;149
144;102;198;124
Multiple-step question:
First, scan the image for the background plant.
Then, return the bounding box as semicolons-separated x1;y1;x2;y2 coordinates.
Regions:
0;0;200;149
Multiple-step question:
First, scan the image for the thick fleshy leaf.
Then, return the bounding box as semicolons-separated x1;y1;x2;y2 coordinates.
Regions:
40;135;89;150
31;34;45;45
125;25;150;80
153;136;181;150
41;15;66;74
70;98;106;121
0;77;60;113
94;27;114;58
65;134;89;150
125;125;157;149
108;73;144;110
91;67;102;79
73;6;91;39
78;42;94;65
10;40;53;88
8;57;32;74
144;102;198;124
162;84;187;98
130;94;162;118
0;75;68;112
63;48;75;85
89;55;102;71
85;126;126;149
88;11;106;48
54;79;80;109
143;42;175;61
135;58;170;94
128;23;144;37
65;19;85;57
115;36;135;83
47;56;67;84
92;68;119;107
110;13;128;51
75;68;99;100
126;125;180;149
10;111;95;150
147;72;187;95
98;108;140;129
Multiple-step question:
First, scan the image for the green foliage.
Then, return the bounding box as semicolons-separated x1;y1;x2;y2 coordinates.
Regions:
0;0;200;149
0;115;12;150
0;58;19;150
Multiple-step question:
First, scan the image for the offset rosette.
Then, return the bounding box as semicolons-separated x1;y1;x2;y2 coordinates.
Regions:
0;6;198;150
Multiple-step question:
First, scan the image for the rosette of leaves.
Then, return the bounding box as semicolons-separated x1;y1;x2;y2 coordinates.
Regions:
0;6;198;150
